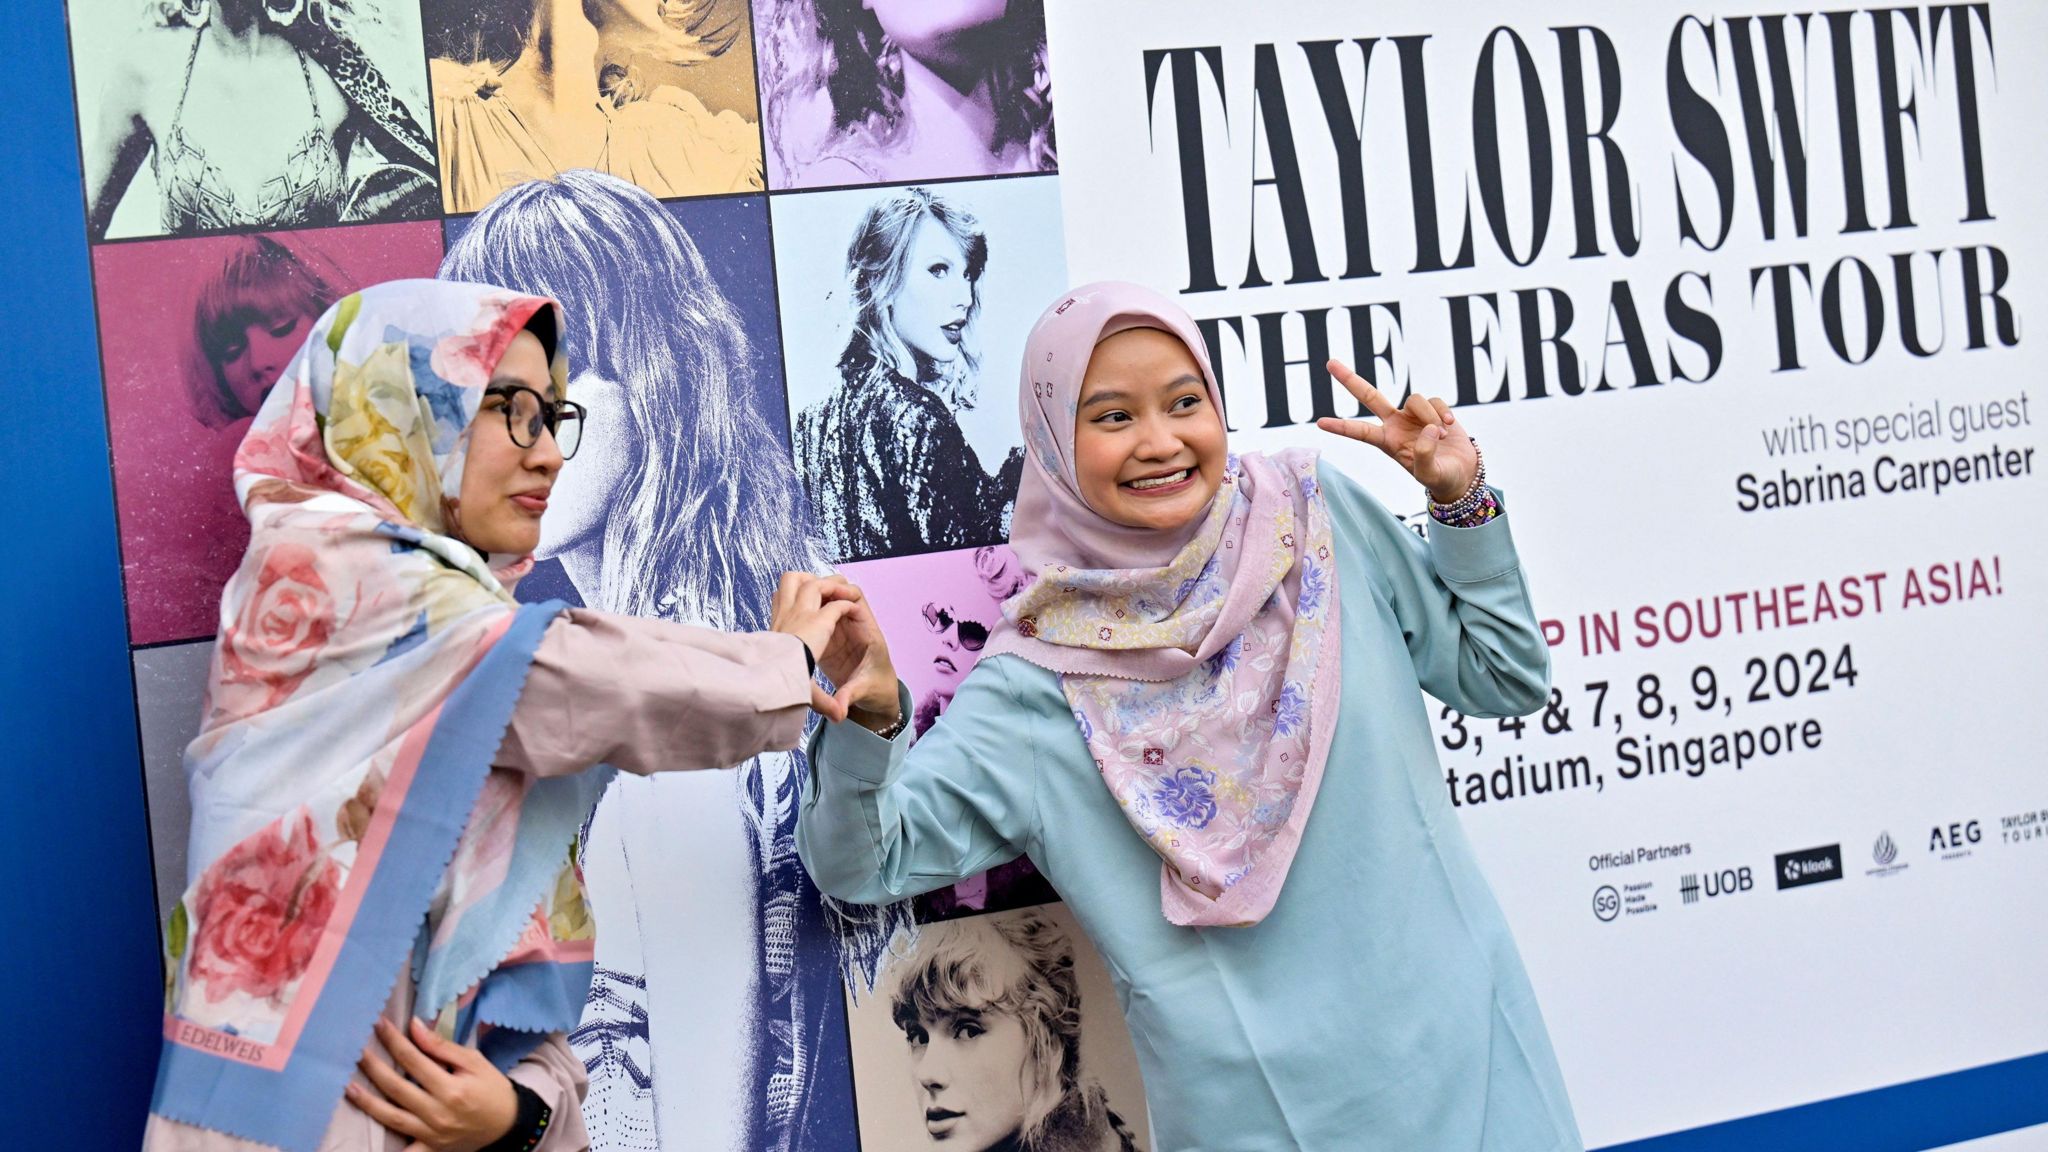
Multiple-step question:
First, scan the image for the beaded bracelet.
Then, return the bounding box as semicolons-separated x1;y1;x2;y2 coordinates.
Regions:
1428;439;1500;528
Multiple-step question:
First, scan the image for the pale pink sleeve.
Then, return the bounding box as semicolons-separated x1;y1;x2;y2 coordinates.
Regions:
507;1032;590;1151
497;608;812;777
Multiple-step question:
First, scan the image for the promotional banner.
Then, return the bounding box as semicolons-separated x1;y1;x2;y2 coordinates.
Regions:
1043;0;2046;1146
42;0;2046;1147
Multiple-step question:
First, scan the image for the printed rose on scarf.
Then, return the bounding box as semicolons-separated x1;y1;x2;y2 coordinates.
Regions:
237;384;356;499
430;297;519;390
326;342;442;526
214;542;338;724
188;810;343;1006
1153;766;1220;829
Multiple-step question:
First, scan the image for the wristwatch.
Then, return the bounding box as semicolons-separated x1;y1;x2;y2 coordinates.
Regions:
482;1081;552;1152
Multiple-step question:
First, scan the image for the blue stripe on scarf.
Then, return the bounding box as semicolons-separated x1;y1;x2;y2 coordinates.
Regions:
473;959;598;1070
151;601;570;1152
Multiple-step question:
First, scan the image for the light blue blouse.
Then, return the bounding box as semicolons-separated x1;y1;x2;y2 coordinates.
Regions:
798;463;1583;1152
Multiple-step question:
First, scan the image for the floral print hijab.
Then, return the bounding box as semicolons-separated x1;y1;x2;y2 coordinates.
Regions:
985;282;1343;928
151;280;608;1151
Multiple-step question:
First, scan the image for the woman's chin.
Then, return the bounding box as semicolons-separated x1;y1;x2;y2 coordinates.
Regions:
1107;491;1210;533
912;343;963;369
499;531;544;558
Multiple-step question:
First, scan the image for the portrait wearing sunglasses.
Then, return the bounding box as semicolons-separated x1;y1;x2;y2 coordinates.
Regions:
912;599;990;744
923;601;989;653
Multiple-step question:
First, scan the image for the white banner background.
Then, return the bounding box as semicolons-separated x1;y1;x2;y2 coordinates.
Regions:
1044;1;2047;1144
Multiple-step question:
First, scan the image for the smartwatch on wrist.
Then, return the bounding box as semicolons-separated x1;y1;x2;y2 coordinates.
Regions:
481;1081;552;1152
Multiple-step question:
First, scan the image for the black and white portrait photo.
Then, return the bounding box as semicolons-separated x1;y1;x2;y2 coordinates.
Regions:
752;0;1057;189
70;0;437;240
846;904;1150;1152
422;0;765;212
443;169;903;1152
774;175;1066;563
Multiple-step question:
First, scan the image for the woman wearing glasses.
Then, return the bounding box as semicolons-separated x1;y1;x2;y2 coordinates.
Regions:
145;279;859;1152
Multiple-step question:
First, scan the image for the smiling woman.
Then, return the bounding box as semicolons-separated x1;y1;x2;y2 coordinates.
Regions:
1070;328;1229;535
796;282;1582;1151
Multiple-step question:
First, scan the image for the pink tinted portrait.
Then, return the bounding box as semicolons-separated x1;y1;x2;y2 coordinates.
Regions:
840;543;1058;921
93;221;445;644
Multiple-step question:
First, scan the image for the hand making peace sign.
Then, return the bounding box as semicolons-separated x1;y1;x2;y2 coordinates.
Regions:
1314;359;1479;504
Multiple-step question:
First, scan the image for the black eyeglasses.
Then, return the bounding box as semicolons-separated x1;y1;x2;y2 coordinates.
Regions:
484;385;585;459
922;602;988;651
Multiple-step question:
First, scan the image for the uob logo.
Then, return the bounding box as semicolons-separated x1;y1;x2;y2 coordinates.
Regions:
1680;867;1753;905
1704;867;1753;898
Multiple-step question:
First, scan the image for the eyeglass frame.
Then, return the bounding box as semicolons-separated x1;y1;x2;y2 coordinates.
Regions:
921;602;989;651
483;384;586;460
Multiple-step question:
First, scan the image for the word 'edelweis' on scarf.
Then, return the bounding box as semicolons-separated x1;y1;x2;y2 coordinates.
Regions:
984;282;1342;928
151;280;608;1152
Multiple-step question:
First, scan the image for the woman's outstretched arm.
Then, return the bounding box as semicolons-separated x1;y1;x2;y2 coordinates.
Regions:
795;657;1040;907
495;608;816;776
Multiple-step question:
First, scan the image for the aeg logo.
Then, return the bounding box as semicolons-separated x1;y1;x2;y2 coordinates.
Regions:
1930;820;1982;860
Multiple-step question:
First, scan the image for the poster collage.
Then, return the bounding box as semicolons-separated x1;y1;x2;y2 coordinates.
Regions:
68;0;1151;1148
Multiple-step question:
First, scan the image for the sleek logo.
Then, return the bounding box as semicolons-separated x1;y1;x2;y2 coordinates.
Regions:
2002;810;2045;848
1867;832;1909;878
1775;844;1843;889
1680;874;1700;904
1593;885;1620;922
1929;820;1982;860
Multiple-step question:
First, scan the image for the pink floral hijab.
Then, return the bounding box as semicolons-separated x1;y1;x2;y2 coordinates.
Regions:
986;282;1342;927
